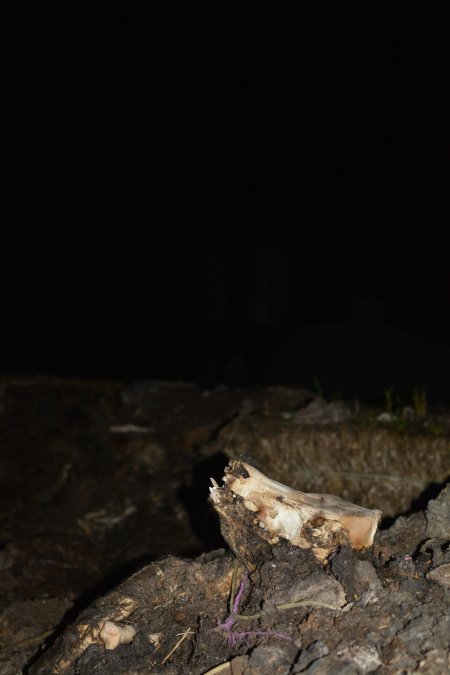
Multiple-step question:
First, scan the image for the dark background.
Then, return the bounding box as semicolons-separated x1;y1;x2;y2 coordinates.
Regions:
1;5;449;404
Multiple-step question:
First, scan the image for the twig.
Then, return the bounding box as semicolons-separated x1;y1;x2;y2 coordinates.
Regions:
275;600;343;611
161;627;194;664
235;598;343;621
229;560;240;615
397;572;421;580
203;663;231;674
232;569;248;614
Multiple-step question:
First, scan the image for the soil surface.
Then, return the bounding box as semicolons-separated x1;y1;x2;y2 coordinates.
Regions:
1;378;450;674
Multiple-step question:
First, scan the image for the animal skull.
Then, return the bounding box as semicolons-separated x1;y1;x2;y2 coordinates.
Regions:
210;460;381;565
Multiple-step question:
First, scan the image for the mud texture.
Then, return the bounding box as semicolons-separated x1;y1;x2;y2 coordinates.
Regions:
30;486;450;674
1;378;450;673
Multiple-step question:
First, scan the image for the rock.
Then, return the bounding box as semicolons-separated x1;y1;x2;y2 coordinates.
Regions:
268;572;346;610
336;644;382;673
426;563;450;588
374;511;427;560
293;397;353;425
331;548;381;601
246;644;296;674
426;484;450;539
292;640;329;672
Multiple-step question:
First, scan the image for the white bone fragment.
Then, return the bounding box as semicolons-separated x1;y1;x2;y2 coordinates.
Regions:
99;620;136;650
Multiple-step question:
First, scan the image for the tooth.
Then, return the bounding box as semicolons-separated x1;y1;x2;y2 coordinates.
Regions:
210;477;219;489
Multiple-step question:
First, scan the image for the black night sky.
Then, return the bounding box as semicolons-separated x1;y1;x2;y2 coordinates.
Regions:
2;5;449;404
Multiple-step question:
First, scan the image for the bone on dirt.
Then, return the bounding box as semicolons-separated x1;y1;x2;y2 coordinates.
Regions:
209;459;382;565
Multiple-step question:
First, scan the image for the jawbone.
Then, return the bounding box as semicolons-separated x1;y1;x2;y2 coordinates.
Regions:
210;460;382;566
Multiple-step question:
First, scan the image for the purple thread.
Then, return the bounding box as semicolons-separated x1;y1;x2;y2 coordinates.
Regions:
226;630;292;647
211;570;248;632
214;615;236;632
209;570;292;647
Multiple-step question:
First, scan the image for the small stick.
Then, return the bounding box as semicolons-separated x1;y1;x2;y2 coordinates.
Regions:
229;560;240;615
276;600;343;611
161;627;194;664
232;570;248;615
203;663;232;674
235;599;342;621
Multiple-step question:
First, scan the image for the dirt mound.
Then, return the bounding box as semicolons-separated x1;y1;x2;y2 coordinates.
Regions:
31;478;450;674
